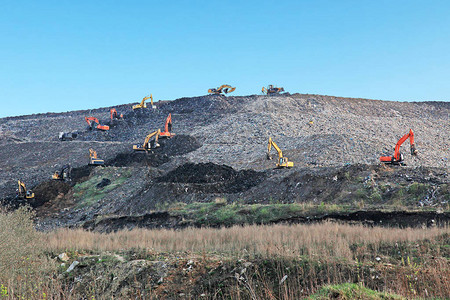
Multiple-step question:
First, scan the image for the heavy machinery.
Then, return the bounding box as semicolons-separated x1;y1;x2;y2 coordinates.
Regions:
52;164;72;181
59;131;79;141
380;129;418;165
89;148;104;165
110;108;123;120
133;94;155;110
133;129;161;151
159;113;175;138
17;180;34;199
208;84;236;95
267;137;294;168
85;117;110;131
262;85;285;95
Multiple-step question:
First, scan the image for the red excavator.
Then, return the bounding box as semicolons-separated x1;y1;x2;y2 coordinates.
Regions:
159;113;175;138
85;117;110;131
110;109;123;121
380;129;417;165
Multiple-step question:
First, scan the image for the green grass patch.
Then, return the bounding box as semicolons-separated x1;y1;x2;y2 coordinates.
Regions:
308;283;404;299
73;167;132;208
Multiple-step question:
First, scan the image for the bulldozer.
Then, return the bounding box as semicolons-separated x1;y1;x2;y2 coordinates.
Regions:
159;113;175;138
52;164;72;181
133;94;155;110
262;85;285;95
208;84;236;95
17;180;34;199
267;137;294;168
133;129;161;151
59;131;79;141
89;148;104;165
85;117;110;131
380;129;418;165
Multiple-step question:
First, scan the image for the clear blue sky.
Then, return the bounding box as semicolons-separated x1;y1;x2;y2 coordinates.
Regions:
1;0;449;117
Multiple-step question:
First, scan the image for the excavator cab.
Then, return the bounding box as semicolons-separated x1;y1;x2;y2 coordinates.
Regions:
267;137;294;168
89;148;104;165
17;180;34;199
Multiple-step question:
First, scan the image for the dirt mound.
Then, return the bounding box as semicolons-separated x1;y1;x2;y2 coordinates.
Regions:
32;180;72;208
107;135;201;167
156;163;266;193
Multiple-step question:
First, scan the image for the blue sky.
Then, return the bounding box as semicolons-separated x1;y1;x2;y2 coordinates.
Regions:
1;0;449;117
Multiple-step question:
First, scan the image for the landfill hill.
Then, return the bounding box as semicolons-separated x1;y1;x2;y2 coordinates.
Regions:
0;93;448;231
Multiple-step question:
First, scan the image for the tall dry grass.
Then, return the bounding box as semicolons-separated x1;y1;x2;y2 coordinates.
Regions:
42;222;449;261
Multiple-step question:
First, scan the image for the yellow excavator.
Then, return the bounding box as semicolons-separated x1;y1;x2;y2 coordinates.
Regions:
208;84;236;95
52;164;72;181
133;129;161;151
89;148;104;165
262;85;285;95
267;137;294;168
17;180;35;199
132;94;154;110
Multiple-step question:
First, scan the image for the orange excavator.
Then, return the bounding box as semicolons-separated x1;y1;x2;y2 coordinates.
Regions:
380;129;418;165
85;117;110;131
159;113;175;138
110;109;123;120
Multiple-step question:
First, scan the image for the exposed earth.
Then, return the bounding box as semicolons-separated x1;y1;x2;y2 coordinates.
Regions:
0;93;448;231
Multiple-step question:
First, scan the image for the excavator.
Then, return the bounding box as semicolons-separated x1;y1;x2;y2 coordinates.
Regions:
262;85;285;95
85;117;110;131
89;148;104;165
133;129;161;151
267;137;294;168
159;113;175;138
52;164;72;181
133;94;155;110
208;84;236;95
110;108;123;120
380;129;418;165
17;180;34;199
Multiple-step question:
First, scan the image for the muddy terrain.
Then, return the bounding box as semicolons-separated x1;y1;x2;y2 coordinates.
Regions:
0;93;448;231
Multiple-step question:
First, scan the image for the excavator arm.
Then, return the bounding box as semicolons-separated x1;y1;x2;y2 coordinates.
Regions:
380;129;417;165
85;117;109;131
133;129;161;151
208;85;236;95
267;137;293;168
132;94;152;110
17;180;34;199
160;114;175;138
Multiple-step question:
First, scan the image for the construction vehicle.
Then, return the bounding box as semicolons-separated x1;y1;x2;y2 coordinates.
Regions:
17;180;34;199
380;129;418;165
59;131;79;141
159;113;175;138
267;137;294;168
52;164;72;181
85;117;110;131
89;148;104;165
133;94;155;110
208;84;236;95
133;129;161;151
262;85;285;95
110;108;123;120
